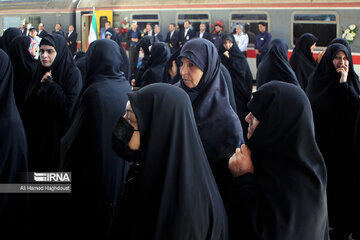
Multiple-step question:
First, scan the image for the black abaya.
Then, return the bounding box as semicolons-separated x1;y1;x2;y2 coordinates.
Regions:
23;33;82;171
118;83;228;239
178;38;244;224
289;33;318;91
231;81;329;240
0;27;22;53
256;38;299;88
306;43;360;239
7;36;38;113
107;28;130;82
219;34;253;139
60;39;131;240
0;49;29;238
136;42;170;87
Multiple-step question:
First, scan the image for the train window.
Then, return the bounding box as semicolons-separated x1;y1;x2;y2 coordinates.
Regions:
176;12;210;32
3;16;21;31
292;12;338;47
113;14;121;28
229;12;269;45
130;13;160;32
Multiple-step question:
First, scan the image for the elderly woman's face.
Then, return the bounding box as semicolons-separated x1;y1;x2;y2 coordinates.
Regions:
180;57;204;88
124;101;140;150
245;112;260;139
40;45;57;68
333;51;349;72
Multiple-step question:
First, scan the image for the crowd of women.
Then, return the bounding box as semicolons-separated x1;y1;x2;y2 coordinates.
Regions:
0;25;359;240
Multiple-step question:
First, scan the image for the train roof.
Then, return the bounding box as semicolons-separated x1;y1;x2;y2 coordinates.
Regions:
0;0;78;10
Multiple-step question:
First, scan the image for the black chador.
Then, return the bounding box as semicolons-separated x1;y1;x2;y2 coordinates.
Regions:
256;38;299;89
289;33;318;91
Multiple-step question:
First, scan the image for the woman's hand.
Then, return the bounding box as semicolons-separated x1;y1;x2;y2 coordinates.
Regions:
224;51;230;58
168;60;177;79
41;70;53;84
337;64;349;83
229;144;254;177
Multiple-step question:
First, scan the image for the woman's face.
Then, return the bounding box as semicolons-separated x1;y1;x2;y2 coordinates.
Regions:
223;39;233;51
245;112;260;139
124;101;140;150
180;57;204;88
40;45;57;67
333;51;349;72
310;42;316;52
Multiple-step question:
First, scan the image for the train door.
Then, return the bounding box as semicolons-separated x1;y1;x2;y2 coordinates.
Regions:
81;10;113;51
81;13;91;51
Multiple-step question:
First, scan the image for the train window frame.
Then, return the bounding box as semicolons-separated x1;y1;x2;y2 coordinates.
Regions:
229;11;270;47
175;11;211;33
291;11;339;49
130;12;160;33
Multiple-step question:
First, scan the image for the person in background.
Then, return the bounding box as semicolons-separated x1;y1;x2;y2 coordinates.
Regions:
52;23;65;37
142;23;153;37
179;20;195;47
228;81;329;240
126;21;141;77
254;22;271;67
0;27;22;54
154;24;163;41
28;27;37;40
196;23;211;41
233;24;248;56
165;23;180;54
99;21;111;39
37;22;47;38
66;24;78;55
212;23;223;51
289;33;318;91
244;23;256;45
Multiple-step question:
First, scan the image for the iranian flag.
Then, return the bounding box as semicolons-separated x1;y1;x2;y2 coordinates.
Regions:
87;8;97;50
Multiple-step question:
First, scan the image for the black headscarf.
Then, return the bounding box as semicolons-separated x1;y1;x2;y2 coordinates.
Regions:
73;51;86;84
121;83;228;239
289;33;318;91
134;35;157;86
22;33;82;171
231;81;329;240
330;37;360;83
0;28;22;53
60;39;131;239
107;28;131;82
0;49;29;238
178;38;244;217
219;34;253;139
137;42;170;87
7;36;38;113
162;47;181;84
256;38;299;88
306;43;360;238
220;63;237;112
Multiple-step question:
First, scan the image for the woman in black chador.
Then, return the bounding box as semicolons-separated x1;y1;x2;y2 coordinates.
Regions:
289;33;318;91
0;27;22;53
112;83;228;239
107;27;130;82
219;34;253;139
61;39;131;240
256;38;299;89
229;81;329;240
22;33;82;171
8;36;38;113
134;35;155;86
0;49;29;239
135;42;170;87
178;38;244;222
307;43;360;240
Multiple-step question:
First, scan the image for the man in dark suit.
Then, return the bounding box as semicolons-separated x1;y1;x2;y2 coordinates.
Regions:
126;21;142;77
37;23;47;38
66;24;78;55
142;23;154;37
179;20;195;47
165;23;180;54
195;23;211;41
154;24;163;42
52;23;65;38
